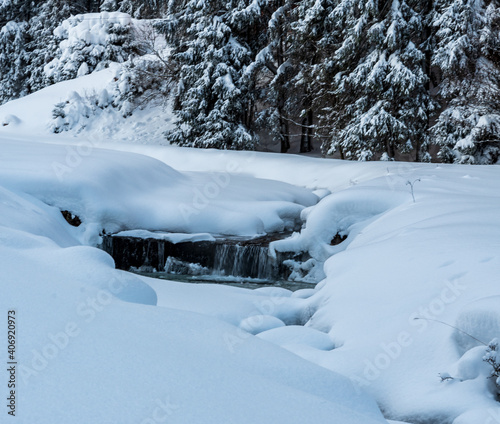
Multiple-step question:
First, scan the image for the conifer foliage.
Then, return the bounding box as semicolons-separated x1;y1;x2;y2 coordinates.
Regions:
1;0;499;163
305;0;433;161
157;0;257;150
431;0;500;164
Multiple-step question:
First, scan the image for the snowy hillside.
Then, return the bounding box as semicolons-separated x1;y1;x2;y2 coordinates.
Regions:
0;63;174;144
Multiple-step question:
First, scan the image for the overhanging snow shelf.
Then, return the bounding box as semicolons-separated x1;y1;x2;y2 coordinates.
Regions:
101;231;305;280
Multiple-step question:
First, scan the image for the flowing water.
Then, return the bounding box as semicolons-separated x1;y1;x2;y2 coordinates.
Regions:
132;271;314;291
102;232;311;290
212;244;278;280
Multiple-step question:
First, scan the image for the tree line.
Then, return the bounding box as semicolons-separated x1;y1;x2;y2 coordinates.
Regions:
1;0;499;163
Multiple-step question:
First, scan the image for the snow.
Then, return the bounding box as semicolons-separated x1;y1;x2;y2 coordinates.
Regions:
46;12;133;79
257;325;336;351
0;138;317;243
240;315;286;334
0;58;175;144
114;230;216;243
1;68;500;424
0;64;119;135
0;221;386;423
0;180;386;424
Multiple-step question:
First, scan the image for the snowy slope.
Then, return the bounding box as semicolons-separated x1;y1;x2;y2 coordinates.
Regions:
0;63;173;144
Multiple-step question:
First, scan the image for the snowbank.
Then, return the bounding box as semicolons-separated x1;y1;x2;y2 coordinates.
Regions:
0;175;387;424
0;138;317;244
294;165;500;423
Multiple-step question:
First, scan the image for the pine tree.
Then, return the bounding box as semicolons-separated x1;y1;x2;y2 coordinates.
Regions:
0;0;36;24
246;0;303;153
0;0;36;103
290;0;339;153
431;0;500;164
0;21;30;102
103;0;164;18
100;0;119;12
44;12;135;85
158;0;257;150
26;0;74;93
317;0;433;161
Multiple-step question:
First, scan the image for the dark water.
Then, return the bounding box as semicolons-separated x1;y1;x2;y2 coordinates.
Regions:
131;271;314;291
101;232;309;281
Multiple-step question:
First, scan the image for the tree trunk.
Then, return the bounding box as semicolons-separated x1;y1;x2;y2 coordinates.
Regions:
280;114;290;153
299;110;314;152
300;117;308;153
306;109;313;151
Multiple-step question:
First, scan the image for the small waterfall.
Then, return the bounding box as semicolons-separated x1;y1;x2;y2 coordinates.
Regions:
100;233;303;281
213;244;277;280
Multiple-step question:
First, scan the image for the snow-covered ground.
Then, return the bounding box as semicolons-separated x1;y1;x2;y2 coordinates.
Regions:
1;67;500;424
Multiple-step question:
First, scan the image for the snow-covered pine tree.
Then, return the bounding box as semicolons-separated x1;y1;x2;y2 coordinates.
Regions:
44;12;135;84
0;20;30;103
318;0;433;161
26;0;75;93
157;0;257;150
290;0;340;153
100;0;119;12
246;0;299;153
1;0;123;103
114;0;165;18
72;0;101;14
0;0;35;24
0;0;37;103
431;0;500;164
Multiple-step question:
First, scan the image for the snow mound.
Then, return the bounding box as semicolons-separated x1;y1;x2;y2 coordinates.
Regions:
0;185;79;248
271;188;408;262
1;113;20;126
0;139;317;243
453;296;500;354
239;315;286;334
257;325;336;351
446;346;491;382
270;187;409;280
